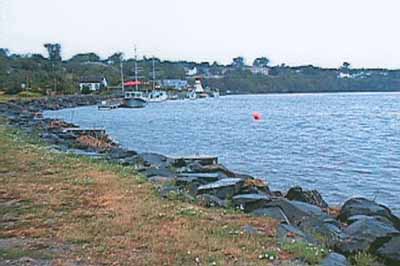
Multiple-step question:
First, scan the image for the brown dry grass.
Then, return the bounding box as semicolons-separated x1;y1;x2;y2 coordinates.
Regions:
0;121;291;265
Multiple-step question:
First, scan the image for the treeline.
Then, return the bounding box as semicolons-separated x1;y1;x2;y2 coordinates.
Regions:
2;44;400;95
206;66;400;94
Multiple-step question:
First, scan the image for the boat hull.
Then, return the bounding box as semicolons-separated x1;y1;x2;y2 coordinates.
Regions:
121;98;147;108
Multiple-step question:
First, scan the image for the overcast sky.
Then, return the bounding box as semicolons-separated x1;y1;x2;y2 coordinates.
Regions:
1;0;400;68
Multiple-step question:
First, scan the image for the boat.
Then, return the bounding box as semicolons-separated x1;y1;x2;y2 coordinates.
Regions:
120;45;147;108
168;94;179;100
190;78;208;99
121;91;147;108
146;57;168;103
98;100;119;110
147;90;168;102
186;89;197;100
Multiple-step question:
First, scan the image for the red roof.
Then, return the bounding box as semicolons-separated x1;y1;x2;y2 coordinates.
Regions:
124;80;142;87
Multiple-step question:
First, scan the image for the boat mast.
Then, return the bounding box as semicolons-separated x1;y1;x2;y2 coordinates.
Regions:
120;60;125;94
134;45;138;91
152;56;156;92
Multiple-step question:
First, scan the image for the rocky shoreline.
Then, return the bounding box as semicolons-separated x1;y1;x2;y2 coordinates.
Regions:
1;95;399;266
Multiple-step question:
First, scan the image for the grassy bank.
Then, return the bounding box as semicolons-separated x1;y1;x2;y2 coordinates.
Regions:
0;120;302;265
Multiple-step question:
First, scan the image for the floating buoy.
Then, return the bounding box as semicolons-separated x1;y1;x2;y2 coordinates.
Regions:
252;112;263;121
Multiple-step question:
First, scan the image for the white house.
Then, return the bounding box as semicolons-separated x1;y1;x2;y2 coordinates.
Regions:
79;76;108;91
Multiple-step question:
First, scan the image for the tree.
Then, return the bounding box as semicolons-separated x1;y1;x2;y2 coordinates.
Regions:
106;52;123;64
44;43;62;62
341;62;351;69
0;48;9;58
253;57;270;68
70;53;101;63
232;56;245;68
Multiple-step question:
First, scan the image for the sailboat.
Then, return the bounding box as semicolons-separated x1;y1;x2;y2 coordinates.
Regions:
121;46;147;108
147;57;168;103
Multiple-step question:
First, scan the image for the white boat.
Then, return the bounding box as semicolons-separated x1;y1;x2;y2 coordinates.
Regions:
120;45;147;108
146;57;168;103
147;90;168;102
122;91;147;108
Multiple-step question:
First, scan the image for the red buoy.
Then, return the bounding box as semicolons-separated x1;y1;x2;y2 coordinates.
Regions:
252;112;262;121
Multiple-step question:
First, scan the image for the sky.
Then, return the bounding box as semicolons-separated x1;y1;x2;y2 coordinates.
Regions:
1;0;400;68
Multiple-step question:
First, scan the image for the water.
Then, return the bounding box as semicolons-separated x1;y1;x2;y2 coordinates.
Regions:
45;93;400;213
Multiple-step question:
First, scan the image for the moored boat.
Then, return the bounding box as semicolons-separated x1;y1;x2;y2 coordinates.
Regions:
121;91;147;108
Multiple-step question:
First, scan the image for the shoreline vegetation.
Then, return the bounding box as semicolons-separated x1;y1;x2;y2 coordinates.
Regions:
1;95;400;265
3;45;400;97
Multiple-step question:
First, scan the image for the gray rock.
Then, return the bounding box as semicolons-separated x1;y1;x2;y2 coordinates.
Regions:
277;224;314;244
108;148;137;159
286;186;328;209
299;217;347;247
263;199;328;225
196;194;228;208
158;185;180;198
241;224;261;235
197;178;244;199
186;163;237;178
338;217;399;254
141;152;171;167
321;252;349;266
232;193;271;212
176;173;220;185
148;176;173;184
141;166;176;178
250;206;289;223
373;235;400;265
338;197;400;229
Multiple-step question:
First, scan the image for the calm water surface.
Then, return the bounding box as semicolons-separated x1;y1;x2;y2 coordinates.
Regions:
45;93;400;213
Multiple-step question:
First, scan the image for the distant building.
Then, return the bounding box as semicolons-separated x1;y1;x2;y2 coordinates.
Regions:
79;76;108;91
161;79;188;90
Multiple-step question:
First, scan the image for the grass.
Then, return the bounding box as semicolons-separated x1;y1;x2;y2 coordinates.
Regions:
351;252;382;266
0;120;294;265
0;248;53;260
281;241;328;265
0;90;43;102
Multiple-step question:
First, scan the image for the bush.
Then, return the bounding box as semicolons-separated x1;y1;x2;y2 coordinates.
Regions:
81;86;92;95
17;91;43;98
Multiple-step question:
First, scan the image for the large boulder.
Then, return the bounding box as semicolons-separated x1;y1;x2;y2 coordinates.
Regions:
298;217;347;247
277;223;314;244
107;148;138;159
184;163;237;178
371;235;400;266
232;193;271;212
286;186;328;209
250;206;289;223
337;217;399;254
140;152;173;168
338;198;400;229
263;199;328;226
260;199;345;247
197;178;244;199
196;194;228;208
